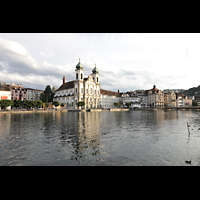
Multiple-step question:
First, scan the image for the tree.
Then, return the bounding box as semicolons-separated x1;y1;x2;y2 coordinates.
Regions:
52;86;57;94
192;100;198;106
125;102;131;108
0;100;14;110
23;100;36;110
114;102;119;107
77;101;85;108
36;100;43;108
45;103;49;109
41;85;53;102
61;103;65;109
13;100;22;109
52;101;60;108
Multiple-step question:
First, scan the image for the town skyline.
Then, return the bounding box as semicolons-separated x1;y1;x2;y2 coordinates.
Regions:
0;33;200;91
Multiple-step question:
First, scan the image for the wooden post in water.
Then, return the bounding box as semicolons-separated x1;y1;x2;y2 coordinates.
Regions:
187;122;190;137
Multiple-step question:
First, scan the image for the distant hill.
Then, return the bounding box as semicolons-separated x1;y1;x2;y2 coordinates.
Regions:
180;85;200;96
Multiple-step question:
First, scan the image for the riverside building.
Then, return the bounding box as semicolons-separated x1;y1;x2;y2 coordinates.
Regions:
53;59;101;109
147;84;164;108
100;89;121;109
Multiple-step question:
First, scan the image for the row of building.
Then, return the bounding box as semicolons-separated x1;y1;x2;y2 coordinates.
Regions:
0;59;196;109
53;59;193;109
0;82;43;101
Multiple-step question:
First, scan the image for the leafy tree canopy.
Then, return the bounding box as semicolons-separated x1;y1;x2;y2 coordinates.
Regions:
192;100;198;106
0;100;14;109
13;100;22;108
77;101;85;107
23;100;36;109
41;85;54;103
36;100;43;108
125;102;131;108
52;101;60;107
44;85;52;94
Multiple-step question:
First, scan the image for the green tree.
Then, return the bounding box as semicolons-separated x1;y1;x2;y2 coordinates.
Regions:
125;102;131;108
192;100;198;106
13;100;22;109
52;101;60;108
0;100;14;110
45;103;49;109
114;102;119;107
77;101;85;108
52;86;57;94
36;100;43;108
41;85;54;103
23;100;36;110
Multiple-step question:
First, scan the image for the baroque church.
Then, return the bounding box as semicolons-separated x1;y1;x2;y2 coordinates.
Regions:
53;59;101;109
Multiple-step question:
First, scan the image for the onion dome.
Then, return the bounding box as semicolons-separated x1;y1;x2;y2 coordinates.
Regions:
92;64;99;74
76;58;83;69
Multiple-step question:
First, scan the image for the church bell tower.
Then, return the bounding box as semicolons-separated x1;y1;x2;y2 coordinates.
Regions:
75;58;84;81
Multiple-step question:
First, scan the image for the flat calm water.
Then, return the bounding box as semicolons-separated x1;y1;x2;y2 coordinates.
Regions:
1;110;200;166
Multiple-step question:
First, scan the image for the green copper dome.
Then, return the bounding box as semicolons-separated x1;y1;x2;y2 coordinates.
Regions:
92;64;99;74
76;58;83;69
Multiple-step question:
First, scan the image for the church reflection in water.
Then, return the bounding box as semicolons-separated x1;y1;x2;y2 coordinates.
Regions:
57;111;102;163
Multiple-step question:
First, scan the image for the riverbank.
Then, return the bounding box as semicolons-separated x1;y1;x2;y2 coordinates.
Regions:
0;108;130;114
1;107;200;114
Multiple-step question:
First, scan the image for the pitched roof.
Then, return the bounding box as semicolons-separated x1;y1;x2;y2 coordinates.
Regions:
0;86;11;91
56;81;74;91
100;89;120;97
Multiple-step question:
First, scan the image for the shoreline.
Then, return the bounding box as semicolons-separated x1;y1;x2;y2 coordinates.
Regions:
0;108;129;114
0;107;200;114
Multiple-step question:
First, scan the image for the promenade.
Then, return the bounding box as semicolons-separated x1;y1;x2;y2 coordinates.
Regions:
0;108;130;114
1;107;200;114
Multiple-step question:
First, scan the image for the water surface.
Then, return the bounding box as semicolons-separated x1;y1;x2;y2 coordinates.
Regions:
1;110;200;166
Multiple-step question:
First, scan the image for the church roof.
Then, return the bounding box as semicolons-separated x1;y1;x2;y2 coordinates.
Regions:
100;89;120;97
76;59;83;69
92;64;99;74
55;81;74;91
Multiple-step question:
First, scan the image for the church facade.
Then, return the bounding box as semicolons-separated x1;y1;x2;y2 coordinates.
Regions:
53;59;101;109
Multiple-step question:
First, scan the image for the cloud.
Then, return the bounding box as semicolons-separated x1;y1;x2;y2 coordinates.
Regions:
1;33;200;92
0;37;67;89
40;51;54;57
0;37;40;75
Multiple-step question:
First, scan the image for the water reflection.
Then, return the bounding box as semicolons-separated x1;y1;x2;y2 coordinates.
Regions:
1;110;200;165
68;112;102;164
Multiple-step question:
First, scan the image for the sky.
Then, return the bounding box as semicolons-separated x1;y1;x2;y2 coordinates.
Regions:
0;33;200;92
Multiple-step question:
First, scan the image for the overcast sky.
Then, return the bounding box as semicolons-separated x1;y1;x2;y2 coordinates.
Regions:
0;33;199;92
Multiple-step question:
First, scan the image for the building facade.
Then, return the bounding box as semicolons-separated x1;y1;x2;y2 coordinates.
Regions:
100;89;121;108
0;85;11;110
164;91;176;107
54;60;101;109
175;94;192;107
26;88;44;101
121;91;140;108
147;85;164;108
11;87;27;100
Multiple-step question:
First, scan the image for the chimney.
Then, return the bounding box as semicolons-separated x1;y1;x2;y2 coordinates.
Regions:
63;76;65;84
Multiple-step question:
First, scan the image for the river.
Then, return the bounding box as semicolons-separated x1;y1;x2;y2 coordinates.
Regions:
1;110;200;166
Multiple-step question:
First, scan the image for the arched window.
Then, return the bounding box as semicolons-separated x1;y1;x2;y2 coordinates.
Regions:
76;73;78;80
97;77;98;83
81;73;83;79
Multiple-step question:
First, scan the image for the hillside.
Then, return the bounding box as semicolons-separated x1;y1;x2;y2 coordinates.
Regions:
181;85;200;96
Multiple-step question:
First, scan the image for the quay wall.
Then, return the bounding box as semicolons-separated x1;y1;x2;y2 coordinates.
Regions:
1;107;200;114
